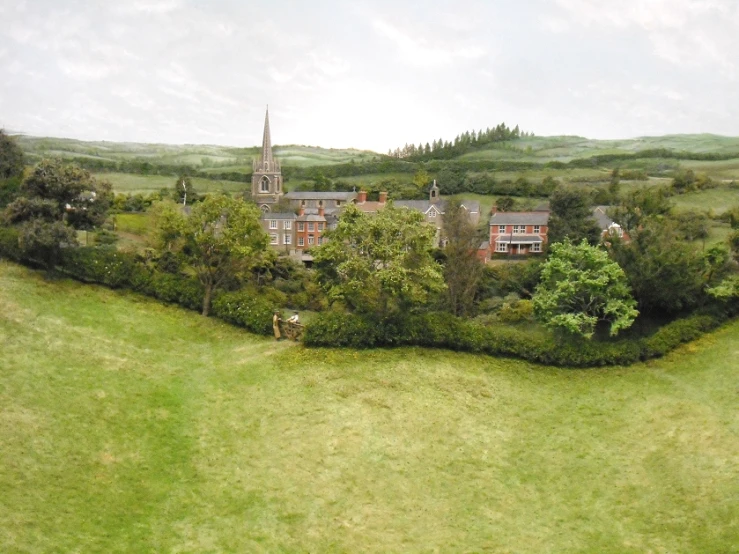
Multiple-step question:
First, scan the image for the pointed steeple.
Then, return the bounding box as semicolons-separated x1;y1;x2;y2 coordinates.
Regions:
261;106;273;167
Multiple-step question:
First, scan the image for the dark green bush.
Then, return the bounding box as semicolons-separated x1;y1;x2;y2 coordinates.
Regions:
211;290;273;336
639;314;720;359
61;247;137;288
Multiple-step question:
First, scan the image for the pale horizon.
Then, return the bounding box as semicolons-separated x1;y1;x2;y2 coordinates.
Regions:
2;0;738;152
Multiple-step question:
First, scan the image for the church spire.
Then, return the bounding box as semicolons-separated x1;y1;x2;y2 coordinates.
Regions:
261;106;273;166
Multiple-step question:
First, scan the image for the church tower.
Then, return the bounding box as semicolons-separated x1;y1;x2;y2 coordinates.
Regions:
251;107;283;211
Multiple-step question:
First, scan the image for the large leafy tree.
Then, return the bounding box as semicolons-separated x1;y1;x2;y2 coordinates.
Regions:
313;203;445;319
607;218;715;314
441;199;483;316
548;186;601;245
154;194;269;316
608;186;672;232
4;159;112;268
533;239;638;338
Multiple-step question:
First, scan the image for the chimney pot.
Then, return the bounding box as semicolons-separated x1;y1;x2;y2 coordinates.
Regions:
358;190;367;203
379;191;388;204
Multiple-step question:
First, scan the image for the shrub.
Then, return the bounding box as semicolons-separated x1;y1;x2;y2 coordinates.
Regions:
211;290;273;336
0;226;22;261
303;309;725;367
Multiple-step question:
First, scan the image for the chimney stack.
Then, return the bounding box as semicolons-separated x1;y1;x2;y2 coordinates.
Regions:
379;191;388;204
358;190;367;203
318;206;325;217
298;206;305;216
490;204;497;214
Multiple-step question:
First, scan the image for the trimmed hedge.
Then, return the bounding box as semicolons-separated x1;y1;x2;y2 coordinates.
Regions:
0;238;272;336
211;290;273;336
304;310;728;368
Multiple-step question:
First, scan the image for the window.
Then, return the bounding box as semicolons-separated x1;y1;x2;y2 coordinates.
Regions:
270;233;278;245
298;237;304;247
284;220;292;230
336;200;341;206
498;225;506;233
284;234;292;245
260;177;269;193
308;235;315;245
496;242;508;253
533;225;540;233
428;210;436;218
297;222;304;232
531;243;541;252
513;225;524;234
307;222;315;232
268;220;277;229
318;237;323;245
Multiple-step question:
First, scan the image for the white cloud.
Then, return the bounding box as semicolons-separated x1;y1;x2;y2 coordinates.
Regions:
369;16;485;68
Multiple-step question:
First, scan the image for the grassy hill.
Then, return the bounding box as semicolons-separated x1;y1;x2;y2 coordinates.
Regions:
1;261;737;552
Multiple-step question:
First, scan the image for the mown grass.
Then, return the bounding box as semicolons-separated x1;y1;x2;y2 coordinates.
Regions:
1;261;737;552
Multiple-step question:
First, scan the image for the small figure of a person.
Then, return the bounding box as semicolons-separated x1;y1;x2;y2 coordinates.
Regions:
273;311;282;340
287;311;300;324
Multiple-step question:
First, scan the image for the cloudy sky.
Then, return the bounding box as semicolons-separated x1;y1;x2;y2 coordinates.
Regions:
1;0;738;152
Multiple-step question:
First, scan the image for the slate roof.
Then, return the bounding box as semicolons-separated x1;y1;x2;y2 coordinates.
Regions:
490;212;550;225
592;206;616;230
394;200;435;212
285;191;356;200
494;234;544;244
460;201;481;213
478;241;490;250
260;212;296;220
297;214;326;222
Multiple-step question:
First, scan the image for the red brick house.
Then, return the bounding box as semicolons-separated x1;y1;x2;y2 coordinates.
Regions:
488;211;549;256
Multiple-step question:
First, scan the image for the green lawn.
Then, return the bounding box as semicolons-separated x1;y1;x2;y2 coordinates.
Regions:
1;262;737;552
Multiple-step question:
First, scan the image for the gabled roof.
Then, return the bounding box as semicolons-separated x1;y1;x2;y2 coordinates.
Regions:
460;201;480;213
490;212;549;225
592;206;618;231
261;212;296;220
285;191;356;200
394;200;444;214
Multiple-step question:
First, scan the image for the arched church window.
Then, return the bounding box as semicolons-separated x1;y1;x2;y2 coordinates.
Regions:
260;176;270;193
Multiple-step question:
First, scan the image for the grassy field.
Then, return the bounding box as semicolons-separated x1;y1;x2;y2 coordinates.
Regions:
94;172;248;195
1;261;737;552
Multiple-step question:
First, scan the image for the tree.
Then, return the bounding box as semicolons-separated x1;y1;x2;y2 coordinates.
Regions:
496;196;516;212
608;186;672;232
0;129;24;180
547;186;601;245
313;203;445;319
533;240;638;338
173;175;199;205
442;199;484;316
607;218;707;314
154;194;269;316
4;159;112;268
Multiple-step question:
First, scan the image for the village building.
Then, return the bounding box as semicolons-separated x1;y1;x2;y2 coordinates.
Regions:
252;108;480;259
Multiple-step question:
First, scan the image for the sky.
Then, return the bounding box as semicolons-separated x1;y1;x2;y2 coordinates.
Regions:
1;0;738;152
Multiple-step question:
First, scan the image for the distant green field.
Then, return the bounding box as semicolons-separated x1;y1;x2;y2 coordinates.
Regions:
671;185;739;214
2;262;738;552
94;172;247;195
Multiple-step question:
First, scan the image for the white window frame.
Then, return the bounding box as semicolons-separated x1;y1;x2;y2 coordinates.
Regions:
284;220;292;230
270;233;279;245
533;225;540;233
498;225;506;233
495;242;508;253
513;225;524;234
531;243;541;252
297;222;305;232
298;237;304;247
269;220;277;229
428;209;437;218
318;237;324;245
284;233;292;245
308;235;315;245
307;222;315;232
